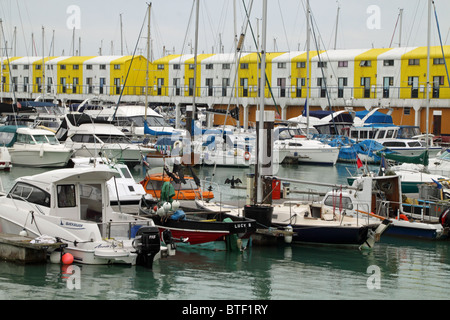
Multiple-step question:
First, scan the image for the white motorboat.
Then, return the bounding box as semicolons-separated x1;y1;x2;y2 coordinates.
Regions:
0;166;165;267
378;138;441;158
70;157;153;205
56;114;154;167
0;146;12;170
274;136;339;165
0;126;73;168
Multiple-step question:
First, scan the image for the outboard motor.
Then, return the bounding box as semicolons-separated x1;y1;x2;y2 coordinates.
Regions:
134;226;161;268
162;229;176;256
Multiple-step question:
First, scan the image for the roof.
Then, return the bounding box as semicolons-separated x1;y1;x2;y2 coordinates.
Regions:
18;167;117;187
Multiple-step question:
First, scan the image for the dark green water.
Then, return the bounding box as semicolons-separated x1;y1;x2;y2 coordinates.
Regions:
1;163;450;300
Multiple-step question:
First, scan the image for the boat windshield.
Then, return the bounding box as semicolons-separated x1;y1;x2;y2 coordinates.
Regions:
130;115;169;127
96;134;131;144
33;134;60;145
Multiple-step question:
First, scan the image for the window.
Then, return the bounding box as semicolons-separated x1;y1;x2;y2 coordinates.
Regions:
157;64;164;70
222;63;231;69
383;60;394;66
404;107;411;115
57;185;76;208
297;61;306;68
23;65;29;70
277;62;286;69
205;64;213;70
86;64;93;70
99;64;106;70
317;61;327;68
114;64;121;70
70;134;96;143
10;183;50;207
338;61;348;67
240;63;249;69
35;65;41;70
359;60;371;67
408;59;420;65
323;195;353;210
73;64;79;70
60;65;66;70
173;64;180;70
433;58;445;65
189;64;195;70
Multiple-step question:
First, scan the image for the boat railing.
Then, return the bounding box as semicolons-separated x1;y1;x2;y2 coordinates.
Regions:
101;219;154;240
376;198;443;223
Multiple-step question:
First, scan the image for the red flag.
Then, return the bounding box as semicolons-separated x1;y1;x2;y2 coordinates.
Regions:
356;156;363;169
17;101;21;109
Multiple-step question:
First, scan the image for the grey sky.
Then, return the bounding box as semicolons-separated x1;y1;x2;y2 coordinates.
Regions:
1;0;449;59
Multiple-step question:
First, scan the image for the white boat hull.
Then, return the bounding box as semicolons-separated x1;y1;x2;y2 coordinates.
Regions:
9;148;72;167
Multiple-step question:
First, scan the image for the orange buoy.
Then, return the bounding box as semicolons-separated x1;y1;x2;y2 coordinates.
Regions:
62;253;74;265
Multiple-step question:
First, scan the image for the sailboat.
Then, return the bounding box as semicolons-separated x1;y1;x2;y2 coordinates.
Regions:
196;0;390;249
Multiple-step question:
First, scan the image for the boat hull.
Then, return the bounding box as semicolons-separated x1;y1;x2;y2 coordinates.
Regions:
287;223;378;246
9;149;72;167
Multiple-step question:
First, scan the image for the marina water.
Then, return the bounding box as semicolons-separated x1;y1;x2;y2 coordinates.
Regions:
1;163;450;300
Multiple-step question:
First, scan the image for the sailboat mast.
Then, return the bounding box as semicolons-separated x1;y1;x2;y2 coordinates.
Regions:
192;0;200;133
426;0;431;148
256;0;267;203
145;3;152;118
306;0;310;136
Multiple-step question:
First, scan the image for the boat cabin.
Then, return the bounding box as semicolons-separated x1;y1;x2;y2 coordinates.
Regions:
8;168;118;236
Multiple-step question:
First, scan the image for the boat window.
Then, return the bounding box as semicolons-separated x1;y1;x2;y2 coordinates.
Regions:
71;134;96;143
145;179;163;191
360;131;368;139
57;185;76;207
323;195;353;210
45;135;60;145
96;134;130;144
9;182;50;207
383;141;406;147
172;179;198;190
288;142;303;147
377;130;386;139
34;135;49;144
386;130;395;138
16;133;34;144
408;141;422;147
120;167;132;179
350;131;359;139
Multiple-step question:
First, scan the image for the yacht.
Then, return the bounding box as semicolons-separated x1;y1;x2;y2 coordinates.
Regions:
55;114;154;167
0;125;73;167
0;167;165;267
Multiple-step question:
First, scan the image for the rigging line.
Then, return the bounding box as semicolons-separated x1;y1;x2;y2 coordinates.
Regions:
277;0;290;52
241;0;281;117
209;0;255;182
113;7;148;120
432;1;450;92
389;11;401;48
309;14;337;132
0;21;18;125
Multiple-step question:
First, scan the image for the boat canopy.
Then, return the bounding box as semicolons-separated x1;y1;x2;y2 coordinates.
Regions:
0;125;25;147
355;110;393;125
378;150;429;166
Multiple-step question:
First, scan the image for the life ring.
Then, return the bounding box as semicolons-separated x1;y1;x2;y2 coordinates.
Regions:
396;214;409;221
244;151;251;161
